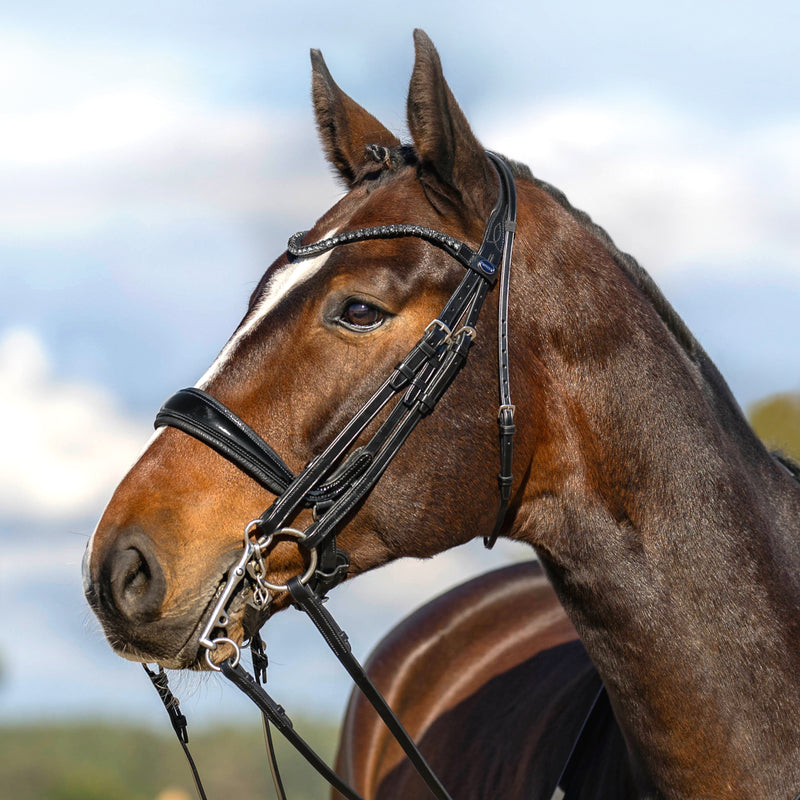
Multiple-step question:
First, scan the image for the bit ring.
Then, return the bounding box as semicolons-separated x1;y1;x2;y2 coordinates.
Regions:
252;527;318;593
203;636;241;672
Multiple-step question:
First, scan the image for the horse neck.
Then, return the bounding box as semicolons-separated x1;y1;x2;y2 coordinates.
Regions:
510;188;800;795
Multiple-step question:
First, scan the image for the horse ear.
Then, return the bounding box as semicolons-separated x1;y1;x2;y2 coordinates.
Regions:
406;29;496;219
311;49;401;188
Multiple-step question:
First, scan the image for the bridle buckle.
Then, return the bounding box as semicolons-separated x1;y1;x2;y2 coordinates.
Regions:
424;317;452;343
498;403;516;421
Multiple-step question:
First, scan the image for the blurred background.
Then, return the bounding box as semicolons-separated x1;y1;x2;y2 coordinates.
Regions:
1;1;798;797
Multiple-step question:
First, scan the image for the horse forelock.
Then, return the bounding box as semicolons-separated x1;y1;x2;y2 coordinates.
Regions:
354;143;418;187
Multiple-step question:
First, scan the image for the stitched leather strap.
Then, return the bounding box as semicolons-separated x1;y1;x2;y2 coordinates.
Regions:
250;633;288;800
301;320;483;551
288;577;454;800
155;388;294;497
143;664;209;800
155;388;374;511
484;153;517;548
221;660;368;800
288;223;491;281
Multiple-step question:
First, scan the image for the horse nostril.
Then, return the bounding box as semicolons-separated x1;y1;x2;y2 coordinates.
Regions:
118;548;150;593
101;533;166;623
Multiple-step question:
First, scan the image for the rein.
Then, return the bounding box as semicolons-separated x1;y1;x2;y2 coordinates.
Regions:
148;152;518;799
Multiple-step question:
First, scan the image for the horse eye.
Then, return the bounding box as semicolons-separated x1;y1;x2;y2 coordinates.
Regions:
339;300;384;331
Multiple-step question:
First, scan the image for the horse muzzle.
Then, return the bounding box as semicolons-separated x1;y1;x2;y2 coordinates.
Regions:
83;525;240;669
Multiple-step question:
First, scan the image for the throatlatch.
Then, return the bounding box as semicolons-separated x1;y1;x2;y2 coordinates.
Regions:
149;152;518;800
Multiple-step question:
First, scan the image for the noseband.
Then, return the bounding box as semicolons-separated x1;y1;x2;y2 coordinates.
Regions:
149;151;518;800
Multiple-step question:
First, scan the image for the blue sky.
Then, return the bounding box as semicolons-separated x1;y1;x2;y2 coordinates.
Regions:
1;1;798;729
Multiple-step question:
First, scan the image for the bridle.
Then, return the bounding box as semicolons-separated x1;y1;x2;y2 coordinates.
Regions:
137;144;800;800
146;151;518;800
156;150;517;651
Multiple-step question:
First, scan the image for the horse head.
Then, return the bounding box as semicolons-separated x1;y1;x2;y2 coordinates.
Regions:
83;31;538;670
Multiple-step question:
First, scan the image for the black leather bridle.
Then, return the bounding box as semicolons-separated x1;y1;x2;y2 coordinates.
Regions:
138;146;800;800
146;151;519;800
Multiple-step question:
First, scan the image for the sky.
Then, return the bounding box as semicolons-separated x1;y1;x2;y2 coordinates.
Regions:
1;0;798;734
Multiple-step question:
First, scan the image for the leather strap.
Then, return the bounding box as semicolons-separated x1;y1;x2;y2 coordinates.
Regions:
485;153;517;548
155;388;294;496
251;634;288;800
301;319;483;552
221;659;368;800
155;388;375;511
549;682;606;800
143;664;209;800
287;577;453;800
288;224;495;283
147;627;450;800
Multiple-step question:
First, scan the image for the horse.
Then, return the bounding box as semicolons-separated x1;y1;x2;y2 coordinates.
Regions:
82;28;800;799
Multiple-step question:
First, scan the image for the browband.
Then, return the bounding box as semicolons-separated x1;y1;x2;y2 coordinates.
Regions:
288;223;501;282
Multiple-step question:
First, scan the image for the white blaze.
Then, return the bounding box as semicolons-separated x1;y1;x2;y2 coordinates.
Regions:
197;235;337;389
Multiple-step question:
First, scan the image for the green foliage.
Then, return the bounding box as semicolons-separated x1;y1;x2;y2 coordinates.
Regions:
0;719;339;800
749;392;800;462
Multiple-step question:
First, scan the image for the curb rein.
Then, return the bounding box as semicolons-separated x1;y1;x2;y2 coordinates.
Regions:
146;152;518;800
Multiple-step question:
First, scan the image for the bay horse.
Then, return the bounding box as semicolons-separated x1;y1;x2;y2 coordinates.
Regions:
83;29;800;799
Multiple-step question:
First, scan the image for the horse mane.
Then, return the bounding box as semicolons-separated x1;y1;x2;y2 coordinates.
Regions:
500;158;800;486
774;451;800;483
503;159;701;361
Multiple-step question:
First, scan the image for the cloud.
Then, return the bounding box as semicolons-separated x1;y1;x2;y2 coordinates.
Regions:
478;95;800;282
0;91;330;242
0;328;148;520
0;28;336;243
4;24;798;284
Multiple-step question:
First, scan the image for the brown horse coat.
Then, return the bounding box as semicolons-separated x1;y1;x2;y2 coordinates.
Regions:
336;562;645;799
84;30;800;799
